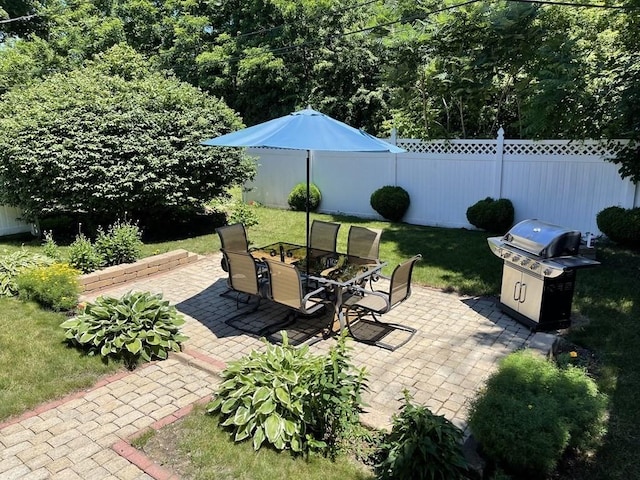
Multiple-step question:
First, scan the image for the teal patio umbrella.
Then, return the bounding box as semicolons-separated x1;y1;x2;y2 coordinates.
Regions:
202;107;405;268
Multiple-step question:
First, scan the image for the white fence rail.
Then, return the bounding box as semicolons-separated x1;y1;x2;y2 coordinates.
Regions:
0;205;31;237
246;130;638;235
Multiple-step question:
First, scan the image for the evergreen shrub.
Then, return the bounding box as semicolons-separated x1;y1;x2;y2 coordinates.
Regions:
288;183;321;211
596;206;640;249
370;186;410;222
466;197;514;233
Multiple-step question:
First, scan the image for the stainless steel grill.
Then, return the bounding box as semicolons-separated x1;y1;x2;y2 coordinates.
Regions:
488;219;600;331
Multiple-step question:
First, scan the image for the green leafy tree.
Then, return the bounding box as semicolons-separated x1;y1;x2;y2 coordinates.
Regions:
0;46;254;225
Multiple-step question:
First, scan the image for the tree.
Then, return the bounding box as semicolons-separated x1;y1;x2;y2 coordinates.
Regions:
0;46;254;227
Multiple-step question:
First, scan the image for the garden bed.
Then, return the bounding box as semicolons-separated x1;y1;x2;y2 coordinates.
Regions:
78;249;203;294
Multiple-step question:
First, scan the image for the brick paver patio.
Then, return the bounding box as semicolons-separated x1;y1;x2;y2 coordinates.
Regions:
1;253;536;479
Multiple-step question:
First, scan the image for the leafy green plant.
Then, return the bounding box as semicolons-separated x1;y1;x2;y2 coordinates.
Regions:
596;206;640;249
468;350;607;478
288;183;321;212
94;219;143;266
42;230;61;261
466;197;514;233
370;186;410;222
16;263;81;312
0;249;54;297
60;291;188;369
68;233;103;274
207;331;367;456
227;200;259;228
376;390;469;480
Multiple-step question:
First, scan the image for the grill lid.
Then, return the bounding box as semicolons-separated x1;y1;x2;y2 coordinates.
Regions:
503;219;581;258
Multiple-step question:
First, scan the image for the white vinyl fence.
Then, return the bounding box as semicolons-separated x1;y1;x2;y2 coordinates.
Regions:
245;129;638;236
0;205;31;237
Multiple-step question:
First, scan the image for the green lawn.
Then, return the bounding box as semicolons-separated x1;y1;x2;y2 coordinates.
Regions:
1;204;639;479
0;297;122;421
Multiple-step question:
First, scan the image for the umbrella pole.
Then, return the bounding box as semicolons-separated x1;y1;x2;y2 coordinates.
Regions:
305;150;310;286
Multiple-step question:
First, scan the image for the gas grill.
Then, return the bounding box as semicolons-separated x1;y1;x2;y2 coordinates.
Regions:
488;219;600;331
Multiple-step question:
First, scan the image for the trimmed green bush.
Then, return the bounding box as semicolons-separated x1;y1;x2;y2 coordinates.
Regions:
370;185;410;222
596;206;640;249
466;197;514;233
468;350;607;478
60;291;188;369
16;263;80;312
207;331;367;456
288;183;321;211
0;249;54;297
376;390;469;480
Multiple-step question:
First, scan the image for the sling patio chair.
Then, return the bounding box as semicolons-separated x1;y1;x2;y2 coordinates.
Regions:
347;225;382;260
216;223;263;298
221;249;273;335
342;254;422;351
262;258;333;344
310;220;340;253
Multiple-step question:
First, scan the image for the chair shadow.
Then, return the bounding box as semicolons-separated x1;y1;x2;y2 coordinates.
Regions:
175;278;335;345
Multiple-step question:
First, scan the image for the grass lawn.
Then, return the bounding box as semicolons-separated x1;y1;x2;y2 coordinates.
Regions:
1;203;639;479
134;407;374;480
0;297;122;421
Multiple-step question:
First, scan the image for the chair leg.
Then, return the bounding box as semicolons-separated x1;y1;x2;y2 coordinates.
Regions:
343;307;416;351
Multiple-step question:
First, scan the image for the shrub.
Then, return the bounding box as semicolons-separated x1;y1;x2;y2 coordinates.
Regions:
16;263;80;311
466;197;514;233
94;219;143;266
227;201;259;228
68;233;103;274
376;390;469;480
207;331;367;456
370;186;410;222
288;183;321;211
468;350;607;478
596;206;640;248
0;249;54;297
42;231;61;261
60;291;188;369
0;54;253;223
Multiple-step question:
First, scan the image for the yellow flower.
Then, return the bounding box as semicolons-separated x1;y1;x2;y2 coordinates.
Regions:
569;351;578;358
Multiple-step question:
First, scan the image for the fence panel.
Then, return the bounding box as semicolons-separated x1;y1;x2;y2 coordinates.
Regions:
0;205;31;237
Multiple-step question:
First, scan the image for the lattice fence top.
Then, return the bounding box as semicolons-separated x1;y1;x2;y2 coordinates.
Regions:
395;138;623;157
503;141;617;157
396;140;496;155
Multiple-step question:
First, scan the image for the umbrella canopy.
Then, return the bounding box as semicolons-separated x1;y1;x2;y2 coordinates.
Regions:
202;107;405;273
202;107;405;153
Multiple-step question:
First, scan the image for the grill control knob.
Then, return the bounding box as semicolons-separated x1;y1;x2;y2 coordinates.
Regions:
511;255;521;262
530;263;540;270
521;258;530;266
543;268;552;276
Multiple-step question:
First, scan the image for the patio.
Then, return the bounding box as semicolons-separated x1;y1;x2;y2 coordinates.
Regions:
84;252;535;431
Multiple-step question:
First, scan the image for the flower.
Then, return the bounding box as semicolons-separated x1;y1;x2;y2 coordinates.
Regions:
569;351;578;358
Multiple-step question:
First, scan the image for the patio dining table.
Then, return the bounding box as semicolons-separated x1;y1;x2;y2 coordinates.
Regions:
251;242;386;332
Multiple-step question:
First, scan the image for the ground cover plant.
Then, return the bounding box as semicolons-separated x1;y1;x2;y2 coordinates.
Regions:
16;262;80;311
60;291;188;369
207;331;366;457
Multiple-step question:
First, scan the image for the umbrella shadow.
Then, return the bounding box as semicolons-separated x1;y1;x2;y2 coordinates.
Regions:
175;278;334;344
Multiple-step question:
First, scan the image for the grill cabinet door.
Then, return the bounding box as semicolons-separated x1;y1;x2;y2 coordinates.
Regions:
517;270;544;322
500;264;523;313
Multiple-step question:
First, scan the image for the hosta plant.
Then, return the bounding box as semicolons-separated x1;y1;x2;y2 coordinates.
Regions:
207;331;367;456
0;249;54;297
60;291;188;369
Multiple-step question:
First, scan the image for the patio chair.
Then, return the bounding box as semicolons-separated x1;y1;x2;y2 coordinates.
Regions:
347;225;382;260
262;258;333;343
342;254;422;351
216;223;263;297
221;249;271;334
310;220;340;252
